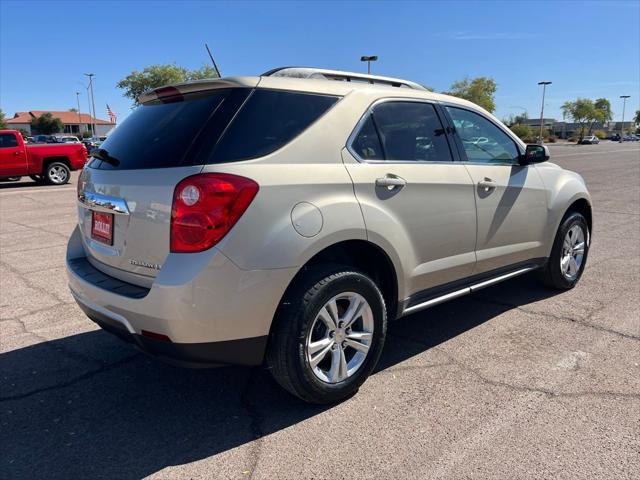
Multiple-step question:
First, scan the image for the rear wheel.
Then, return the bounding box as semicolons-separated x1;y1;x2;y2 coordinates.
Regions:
539;211;589;289
44;162;70;185
267;268;387;404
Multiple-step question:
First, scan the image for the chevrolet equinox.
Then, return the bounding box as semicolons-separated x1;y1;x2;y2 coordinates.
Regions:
67;67;592;403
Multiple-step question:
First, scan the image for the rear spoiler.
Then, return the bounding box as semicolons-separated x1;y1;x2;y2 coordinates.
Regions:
138;77;260;104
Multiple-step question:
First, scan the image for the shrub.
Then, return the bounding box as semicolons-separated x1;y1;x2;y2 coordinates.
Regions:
509;123;532;140
593;130;606;139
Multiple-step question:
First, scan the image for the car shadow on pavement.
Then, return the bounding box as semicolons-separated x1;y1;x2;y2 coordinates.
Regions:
0;273;560;479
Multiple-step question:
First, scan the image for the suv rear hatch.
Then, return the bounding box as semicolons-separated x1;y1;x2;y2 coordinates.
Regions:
77;78;339;287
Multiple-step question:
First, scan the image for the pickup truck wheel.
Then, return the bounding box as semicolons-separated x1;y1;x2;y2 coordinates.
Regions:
267;268;387;404
29;174;44;184
44;162;70;185
539;211;589;290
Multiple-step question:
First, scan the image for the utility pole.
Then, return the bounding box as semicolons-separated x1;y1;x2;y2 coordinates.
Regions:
537;81;552;144
84;73;97;138
619;95;630;143
360;55;378;75
75;92;82;135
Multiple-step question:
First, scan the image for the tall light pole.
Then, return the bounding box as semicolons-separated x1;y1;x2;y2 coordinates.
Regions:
84;73;97;138
619;95;630;143
538;81;552;144
75;92;82;135
360;55;378;75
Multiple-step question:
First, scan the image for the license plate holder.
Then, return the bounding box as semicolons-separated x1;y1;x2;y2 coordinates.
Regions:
91;211;114;245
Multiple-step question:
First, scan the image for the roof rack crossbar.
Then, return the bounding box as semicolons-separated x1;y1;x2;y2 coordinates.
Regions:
262;67;426;91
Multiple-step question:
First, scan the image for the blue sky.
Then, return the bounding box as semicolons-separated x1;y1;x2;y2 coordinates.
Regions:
1;0;639;124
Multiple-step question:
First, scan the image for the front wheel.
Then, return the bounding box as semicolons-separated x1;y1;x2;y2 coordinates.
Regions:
267;269;387;404
44;162;70;185
539;211;589;290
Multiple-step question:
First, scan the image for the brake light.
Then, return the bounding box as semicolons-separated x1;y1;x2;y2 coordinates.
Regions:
170;173;259;253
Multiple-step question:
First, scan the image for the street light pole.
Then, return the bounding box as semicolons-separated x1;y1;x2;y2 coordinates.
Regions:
84;73;97;138
537;81;552;144
619;95;630;143
75;92;82;135
360;55;378;74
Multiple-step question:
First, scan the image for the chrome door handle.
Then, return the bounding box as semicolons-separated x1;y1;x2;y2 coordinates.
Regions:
375;175;406;189
478;178;497;192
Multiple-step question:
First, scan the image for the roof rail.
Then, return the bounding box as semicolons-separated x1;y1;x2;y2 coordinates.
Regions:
262;67;427;91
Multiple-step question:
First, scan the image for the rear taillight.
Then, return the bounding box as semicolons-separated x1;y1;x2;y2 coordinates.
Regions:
170;173;259;253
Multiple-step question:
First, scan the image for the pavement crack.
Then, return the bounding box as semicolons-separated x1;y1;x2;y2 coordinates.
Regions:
468;295;639;341
0;353;140;402
239;369;265;480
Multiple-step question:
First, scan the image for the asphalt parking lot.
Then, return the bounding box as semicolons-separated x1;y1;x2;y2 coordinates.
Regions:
1;143;639;479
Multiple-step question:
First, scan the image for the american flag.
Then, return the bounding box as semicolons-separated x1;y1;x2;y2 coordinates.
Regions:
106;104;117;124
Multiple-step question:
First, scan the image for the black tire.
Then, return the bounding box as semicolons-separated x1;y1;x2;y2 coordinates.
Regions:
539;211;589;290
29;174;44;183
267;268;387;404
44;162;70;185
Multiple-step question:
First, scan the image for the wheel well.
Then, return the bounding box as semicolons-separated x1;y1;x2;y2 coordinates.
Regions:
567;198;592;234
278;240;399;322
42;157;70;170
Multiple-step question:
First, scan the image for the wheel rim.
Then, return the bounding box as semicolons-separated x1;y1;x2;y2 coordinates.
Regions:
49;166;68;184
560;224;586;280
306;292;374;384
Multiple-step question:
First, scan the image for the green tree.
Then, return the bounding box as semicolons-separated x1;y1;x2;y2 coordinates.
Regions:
587;98;613;134
68;107;78;112
634;110;640;126
117;63;219;105
30;112;63;134
561;99;595;140
444;76;497;112
0;108;7;129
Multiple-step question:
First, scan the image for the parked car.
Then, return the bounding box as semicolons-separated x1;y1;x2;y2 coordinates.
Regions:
579;135;599;144
67;67;592;403
606;133;621;141
623;134;639;141
0;129;88;184
55;135;81;143
32;134;56;143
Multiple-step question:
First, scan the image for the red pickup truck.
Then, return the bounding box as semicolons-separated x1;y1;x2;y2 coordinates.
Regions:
0;130;88;185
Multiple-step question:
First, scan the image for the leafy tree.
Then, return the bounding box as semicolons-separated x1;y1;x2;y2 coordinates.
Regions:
444;76;497;112
30;112;63;134
68;108;78;112
634;110;640;126
117;63;219;105
561;99;595;140
587;98;612;134
0;108;7;129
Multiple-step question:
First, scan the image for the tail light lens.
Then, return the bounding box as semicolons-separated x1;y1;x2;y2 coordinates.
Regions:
170;173;259;253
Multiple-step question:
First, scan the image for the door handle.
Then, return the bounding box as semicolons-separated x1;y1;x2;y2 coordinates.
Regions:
478;178;497;192
375;175;406;190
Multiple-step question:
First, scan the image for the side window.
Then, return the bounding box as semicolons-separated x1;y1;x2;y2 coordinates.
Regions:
351;115;384;160
0;133;19;148
371;102;452;162
446;106;520;164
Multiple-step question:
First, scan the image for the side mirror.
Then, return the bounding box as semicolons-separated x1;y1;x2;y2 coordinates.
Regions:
520;144;550;165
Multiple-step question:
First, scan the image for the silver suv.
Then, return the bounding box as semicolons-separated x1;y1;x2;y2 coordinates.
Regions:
67;67;592;403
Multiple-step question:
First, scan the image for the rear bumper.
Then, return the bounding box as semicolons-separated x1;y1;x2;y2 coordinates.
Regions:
75;297;267;367
66;225;296;367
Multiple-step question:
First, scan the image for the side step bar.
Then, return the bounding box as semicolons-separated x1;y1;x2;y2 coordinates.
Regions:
401;266;536;316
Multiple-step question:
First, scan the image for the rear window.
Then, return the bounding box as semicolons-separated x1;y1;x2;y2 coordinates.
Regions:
209;90;338;163
92;91;230;170
91;88;339;170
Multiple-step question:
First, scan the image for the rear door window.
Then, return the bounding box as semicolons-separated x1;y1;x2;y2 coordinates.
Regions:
0;133;19;148
352;102;452;162
209;90;339;163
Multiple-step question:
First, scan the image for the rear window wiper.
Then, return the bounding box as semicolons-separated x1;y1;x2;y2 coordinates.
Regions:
93;148;121;167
